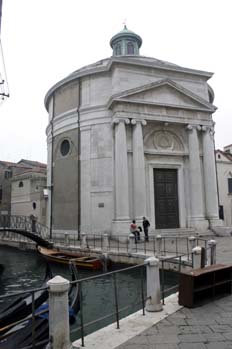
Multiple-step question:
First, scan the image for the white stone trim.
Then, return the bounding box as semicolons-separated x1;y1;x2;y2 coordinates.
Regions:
144;150;188;156
72;293;182;349
147;161;186;229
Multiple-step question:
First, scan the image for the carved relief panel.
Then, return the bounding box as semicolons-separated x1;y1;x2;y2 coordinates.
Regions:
144;128;185;154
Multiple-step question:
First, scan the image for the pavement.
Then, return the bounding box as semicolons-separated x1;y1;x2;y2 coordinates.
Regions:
116;295;232;349
116;235;232;349
73;235;232;349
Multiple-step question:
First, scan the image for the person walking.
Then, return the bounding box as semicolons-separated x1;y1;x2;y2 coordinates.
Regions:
142;216;150;242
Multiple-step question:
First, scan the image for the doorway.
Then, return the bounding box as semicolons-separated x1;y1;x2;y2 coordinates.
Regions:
154;168;179;229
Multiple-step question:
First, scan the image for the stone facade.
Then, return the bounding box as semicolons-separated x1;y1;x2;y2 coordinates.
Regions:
216;146;232;227
11;169;47;225
0;158;47;227
45;27;221;236
11;167;47;225
0;160;46;217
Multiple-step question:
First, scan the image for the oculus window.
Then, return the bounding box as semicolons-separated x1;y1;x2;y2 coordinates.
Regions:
60;139;70;156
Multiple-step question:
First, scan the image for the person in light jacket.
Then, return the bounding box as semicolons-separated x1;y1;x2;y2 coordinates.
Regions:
130;219;140;242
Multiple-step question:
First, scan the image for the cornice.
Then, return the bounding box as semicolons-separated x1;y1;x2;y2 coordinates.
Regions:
110;98;214;113
44;56;213;111
107;78;216;112
144;150;188;156
109;56;213;78
11;173;46;182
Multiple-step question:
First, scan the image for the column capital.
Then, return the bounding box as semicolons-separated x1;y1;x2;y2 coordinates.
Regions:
186;124;201;131
201;125;214;135
112;118;130;126
131;119;147;126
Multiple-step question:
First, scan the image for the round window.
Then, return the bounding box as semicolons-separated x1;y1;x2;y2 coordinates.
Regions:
60;139;70;156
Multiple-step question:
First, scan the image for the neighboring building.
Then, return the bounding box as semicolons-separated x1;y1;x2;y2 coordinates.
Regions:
0;161;29;215
0;159;47;224
216;145;232;227
11;166;47;225
44;26;221;237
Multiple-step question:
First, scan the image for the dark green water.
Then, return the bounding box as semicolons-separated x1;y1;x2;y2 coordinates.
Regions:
0;245;178;340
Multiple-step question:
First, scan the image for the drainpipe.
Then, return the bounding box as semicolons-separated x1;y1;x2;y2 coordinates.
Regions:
49;96;55;240
77;80;81;240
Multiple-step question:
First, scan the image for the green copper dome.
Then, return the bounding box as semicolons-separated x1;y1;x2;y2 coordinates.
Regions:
110;25;142;56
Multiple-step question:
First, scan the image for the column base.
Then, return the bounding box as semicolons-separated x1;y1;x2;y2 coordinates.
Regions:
211;226;232;237
112;219;132;238
189;217;209;232
209;218;223;228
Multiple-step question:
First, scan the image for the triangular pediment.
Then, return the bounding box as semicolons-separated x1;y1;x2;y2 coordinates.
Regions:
109;79;216;112
216;150;232;163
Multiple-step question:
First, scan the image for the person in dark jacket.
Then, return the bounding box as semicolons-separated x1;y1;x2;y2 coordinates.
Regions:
142;216;150;242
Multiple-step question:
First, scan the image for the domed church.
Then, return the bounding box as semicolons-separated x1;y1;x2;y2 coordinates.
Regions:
44;26;221;237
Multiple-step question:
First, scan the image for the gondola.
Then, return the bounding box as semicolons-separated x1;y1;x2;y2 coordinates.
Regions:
0;264;52;333
0;263;80;349
37;245;104;270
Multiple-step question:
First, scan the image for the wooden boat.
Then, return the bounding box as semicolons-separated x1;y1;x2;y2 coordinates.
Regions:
0;264;80;349
37;246;103;270
0;264;52;333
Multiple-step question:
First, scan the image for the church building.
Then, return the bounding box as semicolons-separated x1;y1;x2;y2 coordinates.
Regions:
44;26;221;237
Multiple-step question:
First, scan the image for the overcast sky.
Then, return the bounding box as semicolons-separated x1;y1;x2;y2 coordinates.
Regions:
0;0;231;164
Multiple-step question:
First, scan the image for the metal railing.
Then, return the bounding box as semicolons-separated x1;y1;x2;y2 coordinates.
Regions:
70;260;181;346
0;260;180;348
0;214;49;239
0;215;210;262
71;263;147;347
0;285;49;349
53;232;209;259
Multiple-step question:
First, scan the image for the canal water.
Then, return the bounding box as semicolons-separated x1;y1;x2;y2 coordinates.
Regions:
0;245;178;341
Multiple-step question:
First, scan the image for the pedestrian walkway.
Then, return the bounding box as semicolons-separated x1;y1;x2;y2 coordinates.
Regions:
115;236;232;349
117;295;232;348
73;236;232;349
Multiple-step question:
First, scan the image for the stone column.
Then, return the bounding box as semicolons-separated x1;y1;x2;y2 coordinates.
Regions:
131;119;147;220
202;126;221;226
186;125;207;230
113;118;130;220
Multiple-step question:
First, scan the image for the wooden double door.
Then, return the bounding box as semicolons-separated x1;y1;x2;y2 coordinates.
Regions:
154;169;179;229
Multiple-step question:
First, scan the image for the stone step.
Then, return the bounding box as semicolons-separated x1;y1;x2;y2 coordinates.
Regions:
153;228;196;237
153;228;215;238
